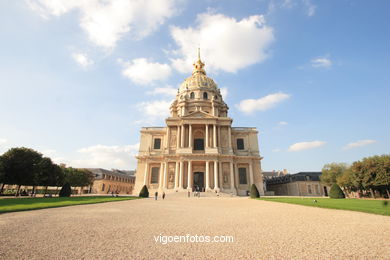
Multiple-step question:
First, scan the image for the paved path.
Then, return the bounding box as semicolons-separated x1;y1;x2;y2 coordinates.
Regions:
0;196;389;259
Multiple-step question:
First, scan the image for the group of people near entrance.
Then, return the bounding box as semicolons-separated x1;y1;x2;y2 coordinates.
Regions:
154;186;221;200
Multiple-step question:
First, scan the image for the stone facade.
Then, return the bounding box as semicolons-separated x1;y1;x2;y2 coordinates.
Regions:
134;51;264;196
88;168;135;195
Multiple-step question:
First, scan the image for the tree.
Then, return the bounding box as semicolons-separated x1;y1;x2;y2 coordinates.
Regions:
337;168;355;196
34;158;64;196
374;155;390;198
59;183;72;197
139;185;149;198
0;155;5;194
321;163;349;186
250;184;260;198
62;167;94;194
1;147;43;195
351;155;390;198
329;183;345;199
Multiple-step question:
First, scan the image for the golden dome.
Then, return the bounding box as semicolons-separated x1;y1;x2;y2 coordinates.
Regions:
179;48;218;93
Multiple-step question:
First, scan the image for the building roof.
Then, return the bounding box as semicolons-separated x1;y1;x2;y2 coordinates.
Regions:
86;168;135;180
266;171;322;185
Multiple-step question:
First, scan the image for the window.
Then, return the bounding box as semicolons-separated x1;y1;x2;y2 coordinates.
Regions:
239;168;247;184
194;139;204;150
190;92;195;99
237;138;245;150
308;185;312;194
101;183;105;191
151;167;160;184
203;92;208;99
153;138;161;149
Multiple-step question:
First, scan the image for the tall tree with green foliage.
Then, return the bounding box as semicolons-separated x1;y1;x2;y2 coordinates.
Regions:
62;167;94;194
351;155;390;198
1;147;43;195
35;158;64;195
321;163;349;186
337;168;355;194
0;155;5;194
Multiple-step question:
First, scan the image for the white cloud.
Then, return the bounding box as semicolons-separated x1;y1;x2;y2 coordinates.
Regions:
137;100;171;117
311;57;332;68
121;58;172;85
288;141;326;152
236;92;290;114
72;52;93;67
72;144;139;169
278;121;288;126
220;87;228;100
27;0;179;48
170;12;274;73
343;139;376;150
147;86;177;97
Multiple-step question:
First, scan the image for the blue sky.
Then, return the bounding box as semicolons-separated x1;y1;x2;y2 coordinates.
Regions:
0;0;389;173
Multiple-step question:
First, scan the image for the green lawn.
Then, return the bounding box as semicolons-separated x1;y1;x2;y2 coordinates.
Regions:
0;196;140;214
258;197;390;216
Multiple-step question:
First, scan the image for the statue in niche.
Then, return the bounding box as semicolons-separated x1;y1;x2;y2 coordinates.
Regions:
170;134;176;147
169;172;174;182
223;171;229;184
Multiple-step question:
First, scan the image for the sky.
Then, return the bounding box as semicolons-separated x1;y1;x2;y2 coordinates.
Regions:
0;0;389;173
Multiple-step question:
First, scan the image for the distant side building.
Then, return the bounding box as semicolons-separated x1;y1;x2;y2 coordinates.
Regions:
87;168;136;195
262;169;288;194
266;172;330;197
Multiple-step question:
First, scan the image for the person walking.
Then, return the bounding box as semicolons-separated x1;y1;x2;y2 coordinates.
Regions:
188;190;190;198
162;192;166;200
154;191;158;200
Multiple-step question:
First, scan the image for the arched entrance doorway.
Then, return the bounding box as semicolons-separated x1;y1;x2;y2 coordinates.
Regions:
193;172;205;191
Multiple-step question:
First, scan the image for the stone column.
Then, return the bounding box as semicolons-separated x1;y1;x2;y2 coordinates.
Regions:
218;126;221;147
235;163;239;188
143;161;149;185
187;161;192;190
180;125;185;148
189;124;192;149
205;161;210;190
230;162;235;190
228;126;232;150
219;161;223;191
205;124;209;148
249;161;254;185
214;160;219;190
159;162;164;189
174;161;179;189
163;162;168;189
166;127;170;151
179;161;184;189
213;124;217;148
176;126;180;149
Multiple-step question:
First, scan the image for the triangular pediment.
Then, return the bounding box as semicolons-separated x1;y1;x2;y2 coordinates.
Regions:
183;110;215;118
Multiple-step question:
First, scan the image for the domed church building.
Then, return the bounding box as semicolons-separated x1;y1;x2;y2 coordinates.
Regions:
134;51;264;196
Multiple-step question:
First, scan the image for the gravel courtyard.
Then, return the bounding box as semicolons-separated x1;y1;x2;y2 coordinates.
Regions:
0;195;389;259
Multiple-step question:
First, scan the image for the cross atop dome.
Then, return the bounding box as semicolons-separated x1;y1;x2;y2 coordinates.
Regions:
192;48;206;75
